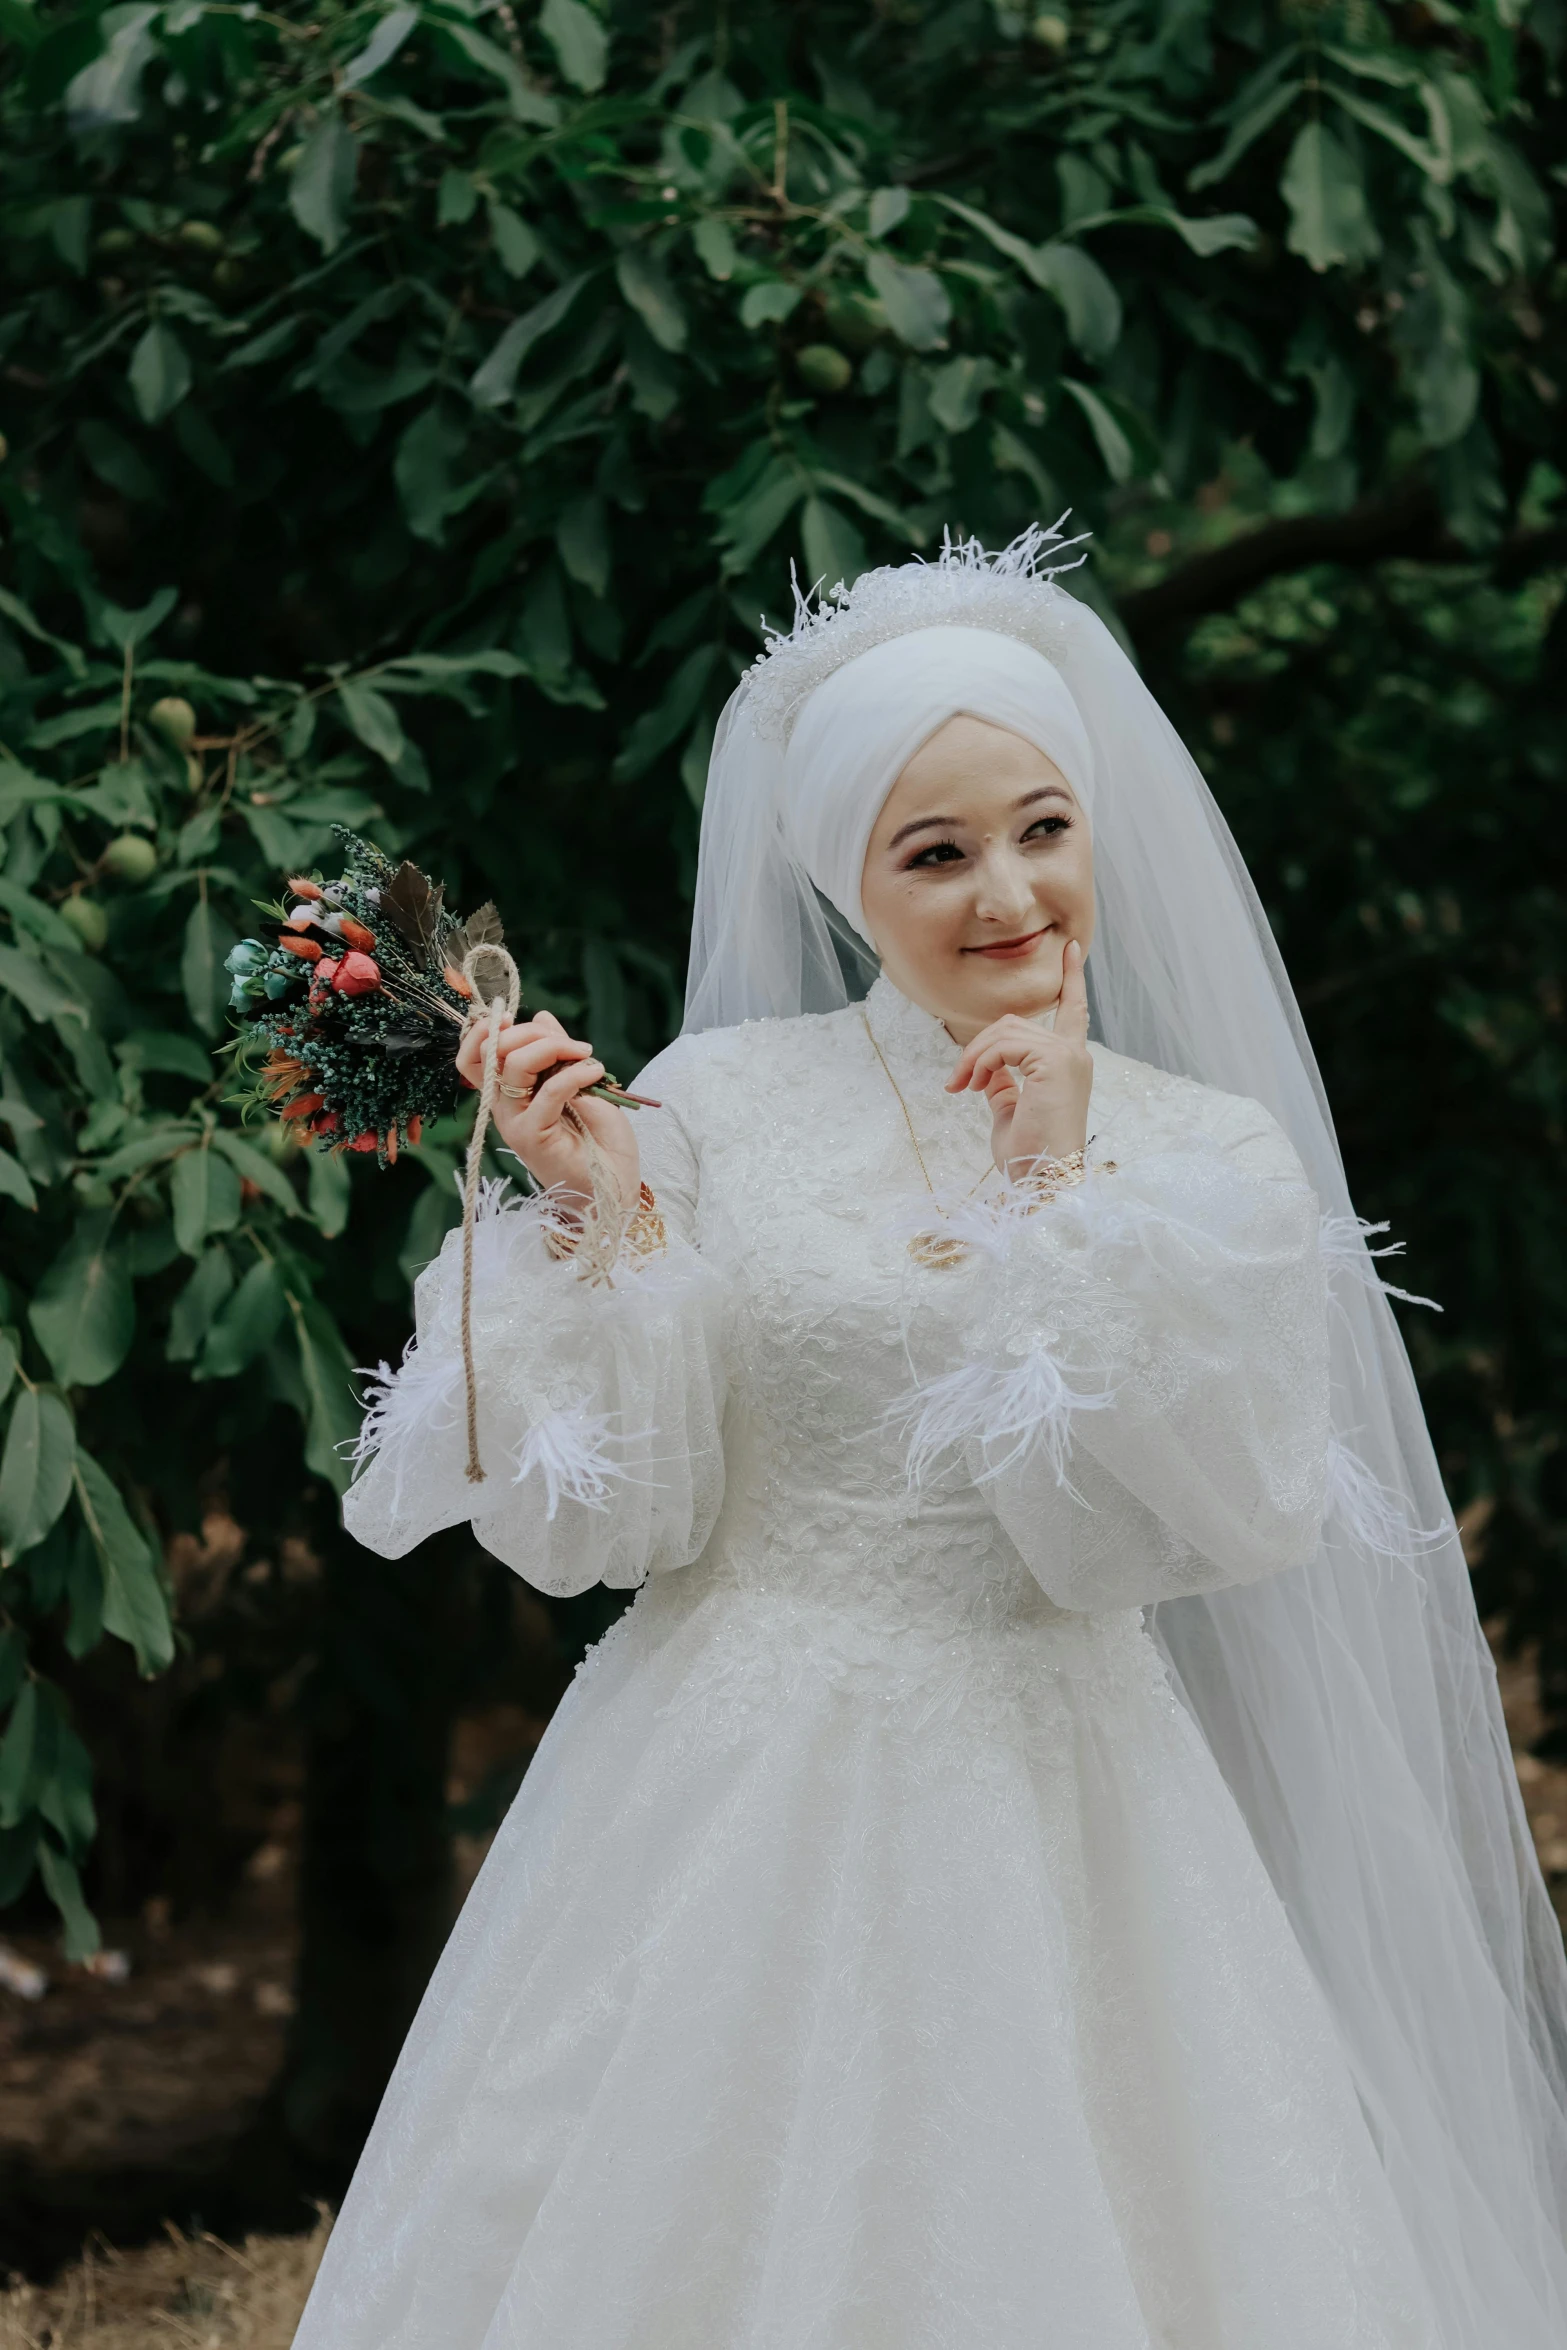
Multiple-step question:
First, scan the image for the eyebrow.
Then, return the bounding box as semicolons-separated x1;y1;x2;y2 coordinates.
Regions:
886;783;1074;851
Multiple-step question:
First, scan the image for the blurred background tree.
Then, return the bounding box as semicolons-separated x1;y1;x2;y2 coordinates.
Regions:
0;0;1562;2252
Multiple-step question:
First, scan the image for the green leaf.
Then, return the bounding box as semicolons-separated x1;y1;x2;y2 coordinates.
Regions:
99;585;177;653
393;404;469;546
1031;245;1121;362
341;5;417;88
1280;122;1380;274
616;248;687;353
1327;83;1443;179
36;1701;95;1854
540;0;607;93
927;355;999;437
556;494;611;597
29;1214;134;1388
73;1448;173;1676
692;217;737;280
167;1248;233;1363
0;874;91;952
210;1128;302;1216
181;898;237;1036
868;186;912;239
91;1121;199;1182
0;1389;75;1562
488;200;541;281
0;1337;16;1413
0;1145;37;1212
1062;379;1135;483
118;1029;213;1084
288;114;360;256
799;496;867;595
337;678;407;765
170;1143;243;1256
128;322;191;426
285;1290;359;1493
307;1148;352;1239
470;276;591;407
197;1256;287;1380
865;252;950;353
0;1681;38;1828
613;644;718;781
0;942;88;1026
712;457;807;576
738;279;802;330
440;21;559;126
1189;80;1305;191
36;1838;100;1961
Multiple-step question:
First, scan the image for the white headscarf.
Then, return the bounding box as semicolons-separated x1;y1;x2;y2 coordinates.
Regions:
778;625;1095;944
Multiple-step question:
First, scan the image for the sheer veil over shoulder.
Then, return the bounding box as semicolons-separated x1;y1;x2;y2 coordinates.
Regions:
685;526;1567;2339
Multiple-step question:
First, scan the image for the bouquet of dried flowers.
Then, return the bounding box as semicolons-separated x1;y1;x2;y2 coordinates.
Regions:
226;828;649;1162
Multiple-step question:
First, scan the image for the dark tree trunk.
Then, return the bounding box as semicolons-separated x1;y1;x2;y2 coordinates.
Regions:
278;1518;470;2182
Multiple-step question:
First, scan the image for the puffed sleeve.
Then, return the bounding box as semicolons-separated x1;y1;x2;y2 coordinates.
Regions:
340;1037;727;1596
900;1094;1332;1612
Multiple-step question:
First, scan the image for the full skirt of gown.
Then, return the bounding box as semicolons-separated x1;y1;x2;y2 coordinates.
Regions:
290;1553;1440;2350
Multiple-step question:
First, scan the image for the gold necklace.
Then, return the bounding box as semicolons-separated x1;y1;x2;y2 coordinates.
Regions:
861;1012;994;1269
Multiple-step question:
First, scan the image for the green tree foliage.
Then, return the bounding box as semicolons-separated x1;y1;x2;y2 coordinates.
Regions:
0;0;1562;2158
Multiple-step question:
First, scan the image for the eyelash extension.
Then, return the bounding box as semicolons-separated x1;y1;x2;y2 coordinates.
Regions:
904;814;1071;871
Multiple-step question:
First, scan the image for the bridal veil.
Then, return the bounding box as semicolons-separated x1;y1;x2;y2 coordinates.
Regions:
681;526;1567;2343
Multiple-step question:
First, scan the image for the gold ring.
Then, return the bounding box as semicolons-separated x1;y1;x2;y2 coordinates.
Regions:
498;1081;533;1100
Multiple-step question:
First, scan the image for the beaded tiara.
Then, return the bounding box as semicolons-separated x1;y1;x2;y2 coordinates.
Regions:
741;518;1090;746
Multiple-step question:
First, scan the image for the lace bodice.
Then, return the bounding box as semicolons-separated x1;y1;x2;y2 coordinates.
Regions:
345;979;1332;1691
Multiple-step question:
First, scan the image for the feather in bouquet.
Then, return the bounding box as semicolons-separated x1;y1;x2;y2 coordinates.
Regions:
226;827;652;1164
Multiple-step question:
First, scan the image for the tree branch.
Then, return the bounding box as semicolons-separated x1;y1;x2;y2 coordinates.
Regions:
1118;477;1446;645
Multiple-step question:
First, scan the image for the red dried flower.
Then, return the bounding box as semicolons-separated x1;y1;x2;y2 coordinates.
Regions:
333;951;381;995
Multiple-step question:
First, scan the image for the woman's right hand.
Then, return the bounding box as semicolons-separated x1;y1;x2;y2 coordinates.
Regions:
455;1009;640;1216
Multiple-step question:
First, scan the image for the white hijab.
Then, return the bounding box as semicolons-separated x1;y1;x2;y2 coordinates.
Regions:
778;624;1095;944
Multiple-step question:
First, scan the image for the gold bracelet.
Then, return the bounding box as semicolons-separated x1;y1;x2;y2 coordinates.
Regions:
543;1181;666;1262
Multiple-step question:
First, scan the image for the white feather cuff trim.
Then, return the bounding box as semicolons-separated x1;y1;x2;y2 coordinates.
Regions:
890;1345;1113;1493
510;1404;644;1521
1325;1436;1452;1561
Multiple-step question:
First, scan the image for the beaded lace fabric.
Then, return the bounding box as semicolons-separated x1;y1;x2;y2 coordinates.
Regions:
304;980;1448;2350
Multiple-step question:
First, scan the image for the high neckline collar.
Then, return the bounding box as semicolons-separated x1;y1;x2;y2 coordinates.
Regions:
862;974;964;1087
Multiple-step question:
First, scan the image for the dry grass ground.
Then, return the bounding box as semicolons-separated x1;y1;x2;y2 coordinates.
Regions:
0;2215;329;2350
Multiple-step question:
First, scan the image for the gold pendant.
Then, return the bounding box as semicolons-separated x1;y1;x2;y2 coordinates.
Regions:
908;1231;973;1271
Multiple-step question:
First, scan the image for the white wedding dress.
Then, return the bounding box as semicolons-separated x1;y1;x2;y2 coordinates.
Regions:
292;974;1443;2350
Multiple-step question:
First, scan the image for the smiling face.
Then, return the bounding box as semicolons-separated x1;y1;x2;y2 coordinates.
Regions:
858;714;1095;1046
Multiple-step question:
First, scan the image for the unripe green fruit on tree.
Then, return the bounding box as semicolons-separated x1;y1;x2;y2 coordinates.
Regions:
795;343;855;396
149;695;197;749
61;895;109;953
177;219;225;253
186;753;204;793
820;294;884;355
95;226;137;256
102;833;159;884
213;258;247;294
1031;12;1071;49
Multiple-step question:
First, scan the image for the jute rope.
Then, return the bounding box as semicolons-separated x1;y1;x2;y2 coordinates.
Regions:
459;942;520;1484
456;941;629;1483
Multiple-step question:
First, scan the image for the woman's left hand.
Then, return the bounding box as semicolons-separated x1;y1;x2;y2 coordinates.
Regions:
947;938;1093;1178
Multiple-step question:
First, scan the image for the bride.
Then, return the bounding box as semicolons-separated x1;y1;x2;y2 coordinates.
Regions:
292;529;1567;2349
